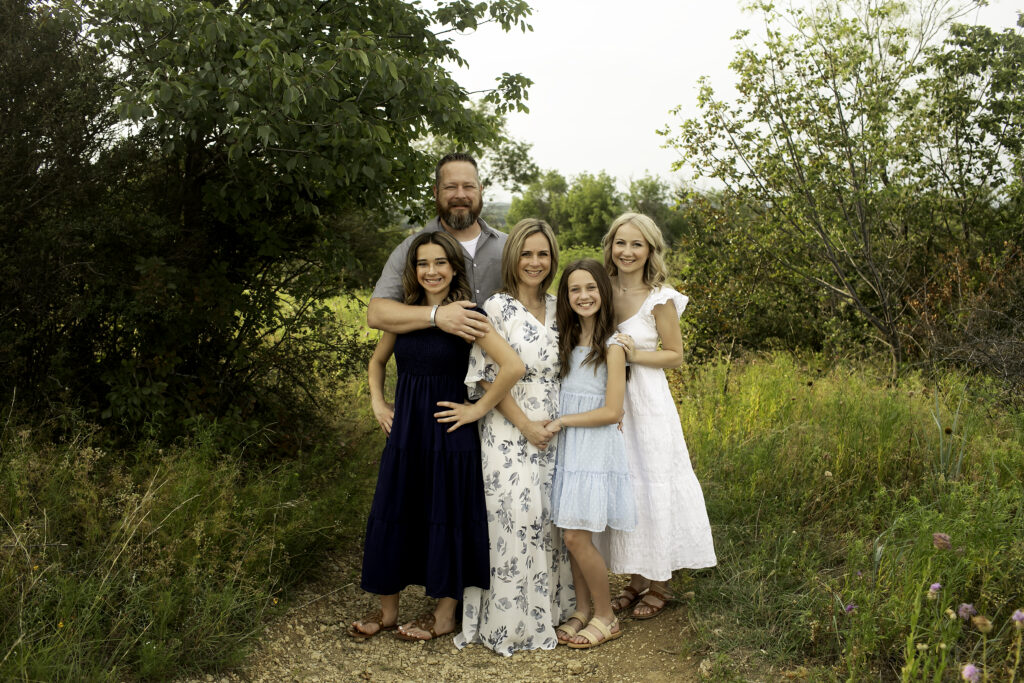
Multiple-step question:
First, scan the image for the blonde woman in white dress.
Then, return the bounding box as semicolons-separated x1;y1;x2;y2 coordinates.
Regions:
595;212;717;620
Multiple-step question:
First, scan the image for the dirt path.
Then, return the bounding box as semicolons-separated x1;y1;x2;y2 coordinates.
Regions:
181;553;709;683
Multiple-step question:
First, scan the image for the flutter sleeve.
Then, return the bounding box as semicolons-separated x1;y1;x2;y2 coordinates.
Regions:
646;286;689;321
464;296;505;400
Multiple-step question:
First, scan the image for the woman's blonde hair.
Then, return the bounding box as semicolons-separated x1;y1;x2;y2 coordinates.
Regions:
601;212;668;288
500;218;560;299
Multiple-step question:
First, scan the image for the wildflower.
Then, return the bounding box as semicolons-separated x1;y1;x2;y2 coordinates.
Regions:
1012;609;1024;630
915;642;928;651
32;565;38;571
961;663;980;682
272;598;278;605
945;608;957;620
932;533;952;550
971;615;993;634
844;603;856;614
927;583;941;600
57;621;63;629
682;591;695;600
856;570;863;578
825;470;833;478
957;603;978;620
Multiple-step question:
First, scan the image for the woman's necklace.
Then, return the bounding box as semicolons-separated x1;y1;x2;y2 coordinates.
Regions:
617;283;648;294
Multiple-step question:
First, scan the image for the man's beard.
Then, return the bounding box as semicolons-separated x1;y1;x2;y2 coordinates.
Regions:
437;197;481;232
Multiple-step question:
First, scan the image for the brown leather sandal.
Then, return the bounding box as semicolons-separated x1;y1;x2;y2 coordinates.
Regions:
611;585;646;614
632;586;674;620
394;612;454;642
347;609;398;640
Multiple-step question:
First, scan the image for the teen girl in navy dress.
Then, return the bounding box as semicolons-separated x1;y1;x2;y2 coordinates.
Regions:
350;231;524;642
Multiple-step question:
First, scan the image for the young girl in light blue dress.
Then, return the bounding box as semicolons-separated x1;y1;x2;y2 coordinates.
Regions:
543;259;635;649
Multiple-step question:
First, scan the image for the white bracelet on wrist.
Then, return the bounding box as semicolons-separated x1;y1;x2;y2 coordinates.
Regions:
429;304;439;327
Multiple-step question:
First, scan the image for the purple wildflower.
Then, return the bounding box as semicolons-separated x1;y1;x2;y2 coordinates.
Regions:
961;663;980;682
1012;609;1024;630
930;583;942;592
957;603;978;620
844;602;856;614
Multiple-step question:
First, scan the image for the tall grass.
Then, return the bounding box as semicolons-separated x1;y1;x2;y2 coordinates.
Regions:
675;354;1024;679
0;382;382;681
4;351;1020;680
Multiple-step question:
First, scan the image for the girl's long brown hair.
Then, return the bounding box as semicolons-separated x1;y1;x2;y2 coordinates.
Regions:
556;259;616;378
401;231;471;305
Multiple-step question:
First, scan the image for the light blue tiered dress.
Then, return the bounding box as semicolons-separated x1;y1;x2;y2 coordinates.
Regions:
550;346;636;533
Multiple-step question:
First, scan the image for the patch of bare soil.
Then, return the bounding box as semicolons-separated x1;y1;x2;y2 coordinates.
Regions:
179;551;712;683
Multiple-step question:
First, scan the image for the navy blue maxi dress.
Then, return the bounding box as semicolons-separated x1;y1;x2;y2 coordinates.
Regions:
360;323;490;599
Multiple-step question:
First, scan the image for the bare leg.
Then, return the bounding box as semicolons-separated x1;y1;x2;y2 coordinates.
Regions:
557;550;593;642
563;529;619;645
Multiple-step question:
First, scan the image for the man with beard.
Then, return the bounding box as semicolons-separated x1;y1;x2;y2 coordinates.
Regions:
367;153;506;341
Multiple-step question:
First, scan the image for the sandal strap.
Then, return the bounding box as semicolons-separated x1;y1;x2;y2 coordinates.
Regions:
411;612;438;637
617;585;641;601
357;608;385;626
580;616;616;643
644;587;673;604
557;611;590;637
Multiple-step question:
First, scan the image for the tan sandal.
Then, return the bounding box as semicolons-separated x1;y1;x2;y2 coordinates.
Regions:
611;585;646;614
347;609;398;640
632;587;674;620
567;615;622;649
556;610;590;644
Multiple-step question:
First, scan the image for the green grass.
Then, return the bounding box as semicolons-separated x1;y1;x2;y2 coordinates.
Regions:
674;353;1024;680
0;382;383;681
3;352;1021;680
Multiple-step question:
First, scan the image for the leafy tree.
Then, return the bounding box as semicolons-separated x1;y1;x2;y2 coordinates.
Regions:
625;174;692;245
506;169;569;228
559;171;623;246
663;0;987;372
0;0;119;404
1;0;534;440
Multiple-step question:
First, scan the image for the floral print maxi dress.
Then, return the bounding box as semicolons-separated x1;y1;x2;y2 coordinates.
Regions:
455;292;575;656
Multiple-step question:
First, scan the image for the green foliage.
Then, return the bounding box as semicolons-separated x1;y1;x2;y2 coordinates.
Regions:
673;354;1024;678
662;0;1024;378
506;169;569;229
0;385;382;680
0;0;532;442
508;169;624;246
559;171;624;246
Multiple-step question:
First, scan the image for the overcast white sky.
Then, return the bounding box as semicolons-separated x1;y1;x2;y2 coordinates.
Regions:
451;0;1023;200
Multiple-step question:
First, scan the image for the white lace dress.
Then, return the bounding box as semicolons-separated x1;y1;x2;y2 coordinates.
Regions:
595;286;717;580
455;293;575;656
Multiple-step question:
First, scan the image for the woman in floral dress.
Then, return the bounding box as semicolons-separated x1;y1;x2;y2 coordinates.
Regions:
455;219;575;656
